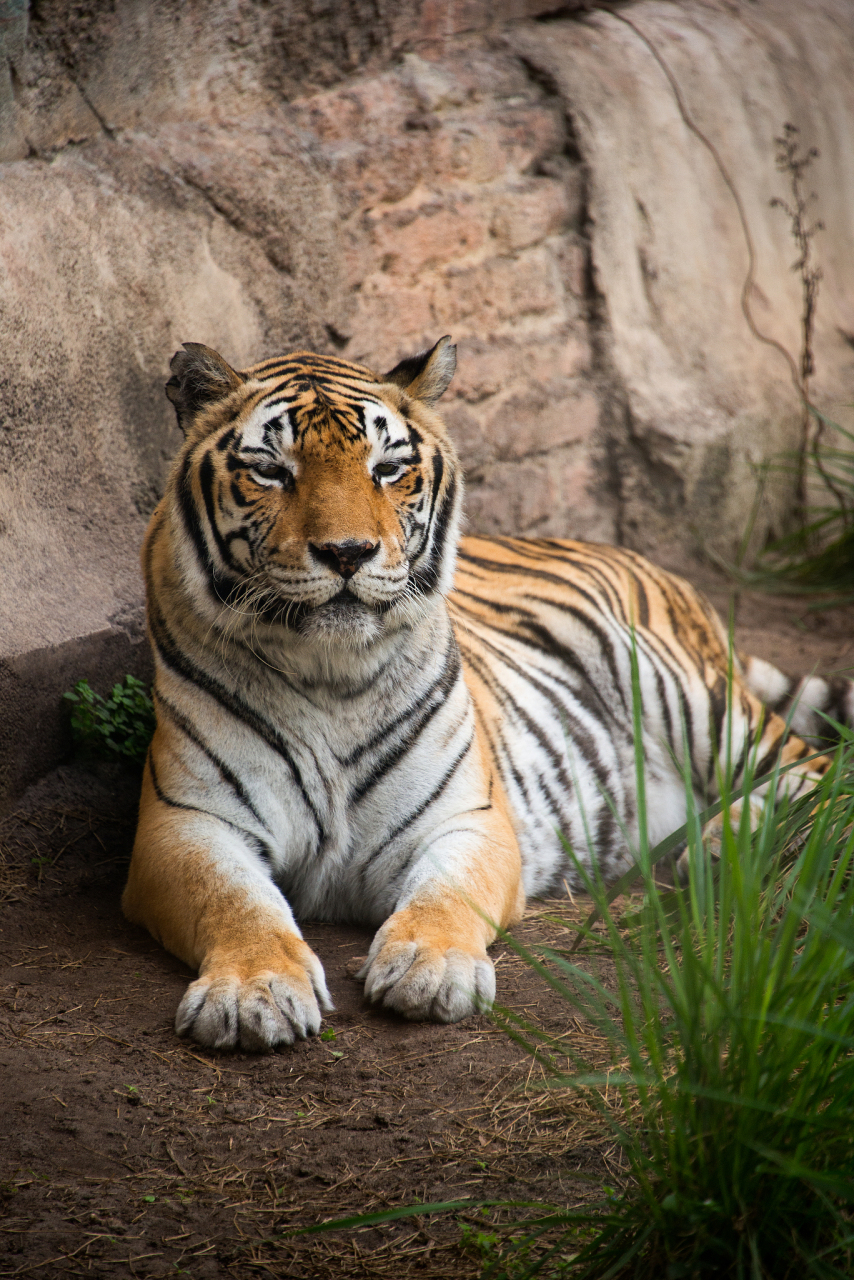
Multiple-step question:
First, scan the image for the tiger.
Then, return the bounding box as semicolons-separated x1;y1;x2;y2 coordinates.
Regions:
122;337;854;1052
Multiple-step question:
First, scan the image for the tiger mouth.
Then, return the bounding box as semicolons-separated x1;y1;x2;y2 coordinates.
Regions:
258;584;398;629
325;586;367;609
311;586;398;618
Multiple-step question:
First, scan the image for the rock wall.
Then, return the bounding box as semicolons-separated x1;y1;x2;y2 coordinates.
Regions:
2;0;854;805
513;2;854;555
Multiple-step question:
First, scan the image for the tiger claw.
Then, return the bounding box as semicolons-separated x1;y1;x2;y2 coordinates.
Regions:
359;939;495;1023
175;963;332;1052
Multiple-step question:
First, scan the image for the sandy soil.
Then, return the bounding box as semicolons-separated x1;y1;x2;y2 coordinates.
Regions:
1;583;852;1279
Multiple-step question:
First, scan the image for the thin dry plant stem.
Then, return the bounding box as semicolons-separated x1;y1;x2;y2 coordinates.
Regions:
609;11;836;537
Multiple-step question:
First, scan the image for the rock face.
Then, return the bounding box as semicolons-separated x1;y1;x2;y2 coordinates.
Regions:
1;0;854;804
512;2;854;556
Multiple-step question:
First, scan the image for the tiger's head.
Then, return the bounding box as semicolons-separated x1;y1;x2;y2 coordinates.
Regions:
161;338;462;649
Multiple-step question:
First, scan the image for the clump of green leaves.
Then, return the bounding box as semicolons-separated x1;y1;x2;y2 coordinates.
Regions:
63;675;155;764
460;1220;502;1266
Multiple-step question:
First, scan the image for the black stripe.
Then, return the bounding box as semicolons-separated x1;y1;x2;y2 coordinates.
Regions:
154;689;272;836
593;785;621;860
148;756;274;864
146;582;324;843
454;552;628;698
176;447;214;575
462;545;705;746
494;724;533;810
199;450;240;572
149;752;197;814
634;575;650;629
467;693;531;817
458;640;606;819
531;546;632;627
411;455;453;594
752;738;789;781
724;691;754;786
297;649;399;701
344;637;461;771
707;674;728;773
462;639;620;861
363;732;474;864
351;667;462;804
174;452;246;610
650;660;677;763
459;619;617;795
455;594;626;724
456;545;709;805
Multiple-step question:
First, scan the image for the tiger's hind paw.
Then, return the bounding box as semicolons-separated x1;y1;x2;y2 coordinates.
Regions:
358;941;495;1023
175;954;333;1052
676;796;767;883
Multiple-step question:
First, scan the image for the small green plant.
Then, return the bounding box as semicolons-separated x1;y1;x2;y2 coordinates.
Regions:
30;851;54;883
320;1027;337;1042
64;675;155;764
460;1221;501;1266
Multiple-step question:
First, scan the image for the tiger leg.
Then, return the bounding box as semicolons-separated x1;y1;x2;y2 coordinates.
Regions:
123;760;331;1052
740;654;854;744
358;770;524;1023
678;702;832;881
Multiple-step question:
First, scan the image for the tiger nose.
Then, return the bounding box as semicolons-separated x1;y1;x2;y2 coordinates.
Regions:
309;539;379;579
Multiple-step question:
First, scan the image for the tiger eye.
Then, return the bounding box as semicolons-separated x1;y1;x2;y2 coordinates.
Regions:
253;465;294;489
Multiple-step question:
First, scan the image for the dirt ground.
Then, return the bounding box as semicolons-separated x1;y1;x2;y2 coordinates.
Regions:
1;583;852;1280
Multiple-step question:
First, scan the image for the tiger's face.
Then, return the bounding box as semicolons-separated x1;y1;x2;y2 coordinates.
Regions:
163;339;461;648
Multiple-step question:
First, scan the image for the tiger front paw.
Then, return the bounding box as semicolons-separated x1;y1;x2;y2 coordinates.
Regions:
358;932;495;1023
175;943;332;1052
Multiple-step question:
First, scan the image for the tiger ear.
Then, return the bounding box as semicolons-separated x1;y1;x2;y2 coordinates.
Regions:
383;336;456;406
165;343;245;432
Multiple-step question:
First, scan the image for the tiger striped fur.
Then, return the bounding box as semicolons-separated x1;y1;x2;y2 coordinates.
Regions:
122;338;853;1051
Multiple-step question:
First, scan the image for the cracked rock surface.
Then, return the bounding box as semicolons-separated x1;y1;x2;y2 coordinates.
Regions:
2;0;854;803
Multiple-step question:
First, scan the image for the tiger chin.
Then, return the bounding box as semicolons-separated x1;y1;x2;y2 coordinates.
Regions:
123;336;854;1052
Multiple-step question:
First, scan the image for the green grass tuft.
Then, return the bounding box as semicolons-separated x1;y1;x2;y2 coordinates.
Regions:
736;411;854;605
487;670;854;1278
